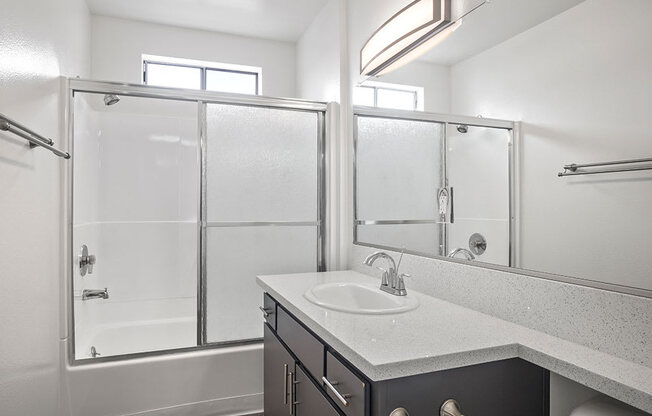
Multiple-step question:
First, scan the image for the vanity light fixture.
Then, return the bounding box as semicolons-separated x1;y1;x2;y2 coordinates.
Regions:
360;0;461;77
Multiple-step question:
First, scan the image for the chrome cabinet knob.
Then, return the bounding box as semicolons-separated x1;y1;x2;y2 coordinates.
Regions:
440;399;464;416
390;408;409;416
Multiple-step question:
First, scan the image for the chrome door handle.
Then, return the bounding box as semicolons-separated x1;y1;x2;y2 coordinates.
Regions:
283;364;289;404
321;377;351;407
259;306;272;317
289;371;298;416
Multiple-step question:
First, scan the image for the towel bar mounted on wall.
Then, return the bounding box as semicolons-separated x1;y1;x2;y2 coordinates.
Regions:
0;113;70;159
558;158;652;177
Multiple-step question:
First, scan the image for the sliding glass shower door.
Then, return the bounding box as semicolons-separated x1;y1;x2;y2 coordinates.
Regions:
204;103;324;344
70;80;327;361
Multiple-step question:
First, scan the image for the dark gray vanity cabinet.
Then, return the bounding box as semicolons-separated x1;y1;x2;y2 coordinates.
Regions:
371;358;549;415
264;324;341;416
264;325;295;416
263;293;549;416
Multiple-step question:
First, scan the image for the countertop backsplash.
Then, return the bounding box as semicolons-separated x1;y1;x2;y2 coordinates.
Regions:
350;244;652;368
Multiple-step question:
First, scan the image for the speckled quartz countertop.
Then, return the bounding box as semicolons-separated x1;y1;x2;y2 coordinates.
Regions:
257;271;652;414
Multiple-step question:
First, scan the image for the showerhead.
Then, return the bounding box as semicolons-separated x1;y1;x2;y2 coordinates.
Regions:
103;94;120;106
456;124;468;134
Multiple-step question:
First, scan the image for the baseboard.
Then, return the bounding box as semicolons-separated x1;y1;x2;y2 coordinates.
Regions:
123;393;263;416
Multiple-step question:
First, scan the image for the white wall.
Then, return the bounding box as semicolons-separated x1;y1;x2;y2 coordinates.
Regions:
450;0;652;290
297;0;341;103
91;15;297;98
296;0;349;270
378;61;451;113
0;0;90;415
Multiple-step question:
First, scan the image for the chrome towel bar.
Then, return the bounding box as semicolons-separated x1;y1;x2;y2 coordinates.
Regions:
0;113;70;159
558;157;652;177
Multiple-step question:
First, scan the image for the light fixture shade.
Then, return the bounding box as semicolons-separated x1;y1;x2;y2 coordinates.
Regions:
360;0;452;77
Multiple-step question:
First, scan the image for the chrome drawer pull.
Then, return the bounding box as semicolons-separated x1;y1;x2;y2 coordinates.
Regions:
321;377;352;407
259;306;272;317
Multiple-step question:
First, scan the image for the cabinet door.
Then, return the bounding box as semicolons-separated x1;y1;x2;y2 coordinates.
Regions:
295;365;340;416
264;325;295;416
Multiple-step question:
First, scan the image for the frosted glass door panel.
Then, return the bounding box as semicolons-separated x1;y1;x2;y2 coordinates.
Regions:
206;226;317;343
206;104;318;222
356;116;442;220
357;224;439;256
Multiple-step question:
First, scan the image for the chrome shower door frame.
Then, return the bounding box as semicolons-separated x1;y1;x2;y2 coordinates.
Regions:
65;79;328;365
352;106;518;268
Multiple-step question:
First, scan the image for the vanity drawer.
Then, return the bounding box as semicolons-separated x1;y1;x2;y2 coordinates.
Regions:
261;293;277;330
276;306;325;380
324;351;367;416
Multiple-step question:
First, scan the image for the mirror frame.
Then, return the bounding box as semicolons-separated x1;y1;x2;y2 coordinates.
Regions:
352;106;652;299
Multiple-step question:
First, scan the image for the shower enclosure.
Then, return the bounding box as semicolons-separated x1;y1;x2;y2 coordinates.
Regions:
353;107;516;267
68;79;327;361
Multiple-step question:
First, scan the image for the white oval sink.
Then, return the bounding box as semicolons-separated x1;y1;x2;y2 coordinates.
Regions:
304;282;419;314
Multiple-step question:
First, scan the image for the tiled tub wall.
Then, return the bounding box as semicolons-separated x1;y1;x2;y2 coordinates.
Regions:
72;94;199;357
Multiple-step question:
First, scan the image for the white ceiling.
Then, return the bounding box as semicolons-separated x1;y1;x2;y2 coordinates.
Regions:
85;0;330;42
420;0;586;65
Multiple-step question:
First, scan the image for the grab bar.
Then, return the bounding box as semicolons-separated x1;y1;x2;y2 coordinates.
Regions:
0;113;70;159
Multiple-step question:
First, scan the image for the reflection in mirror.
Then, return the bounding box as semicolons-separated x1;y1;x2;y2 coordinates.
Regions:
447;124;511;265
355;115;443;255
353;0;652;296
354;109;513;267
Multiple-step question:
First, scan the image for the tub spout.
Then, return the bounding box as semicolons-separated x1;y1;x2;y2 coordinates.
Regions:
82;288;109;300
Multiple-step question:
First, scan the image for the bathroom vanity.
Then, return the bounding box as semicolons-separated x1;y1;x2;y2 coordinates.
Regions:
259;272;549;416
258;270;652;416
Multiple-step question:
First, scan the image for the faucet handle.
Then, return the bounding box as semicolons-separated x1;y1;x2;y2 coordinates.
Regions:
87;254;96;274
397;273;410;291
376;267;389;286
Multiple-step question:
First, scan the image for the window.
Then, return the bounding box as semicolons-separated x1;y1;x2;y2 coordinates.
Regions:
143;54;262;95
353;82;423;111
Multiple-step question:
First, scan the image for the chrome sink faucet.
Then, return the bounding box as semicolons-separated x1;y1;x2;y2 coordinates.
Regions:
448;248;476;260
363;251;409;296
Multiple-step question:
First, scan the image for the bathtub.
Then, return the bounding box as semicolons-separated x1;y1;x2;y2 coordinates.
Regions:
74;297;197;359
68;298;262;416
77;316;196;358
63;342;263;416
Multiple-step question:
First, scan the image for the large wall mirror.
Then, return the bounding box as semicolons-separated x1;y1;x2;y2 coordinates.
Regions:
353;0;652;297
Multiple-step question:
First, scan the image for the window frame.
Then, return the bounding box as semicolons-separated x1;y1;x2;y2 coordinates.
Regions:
354;81;423;111
142;56;261;95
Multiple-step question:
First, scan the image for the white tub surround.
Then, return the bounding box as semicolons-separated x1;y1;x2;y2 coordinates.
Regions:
257;271;652;413
64;344;263;416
